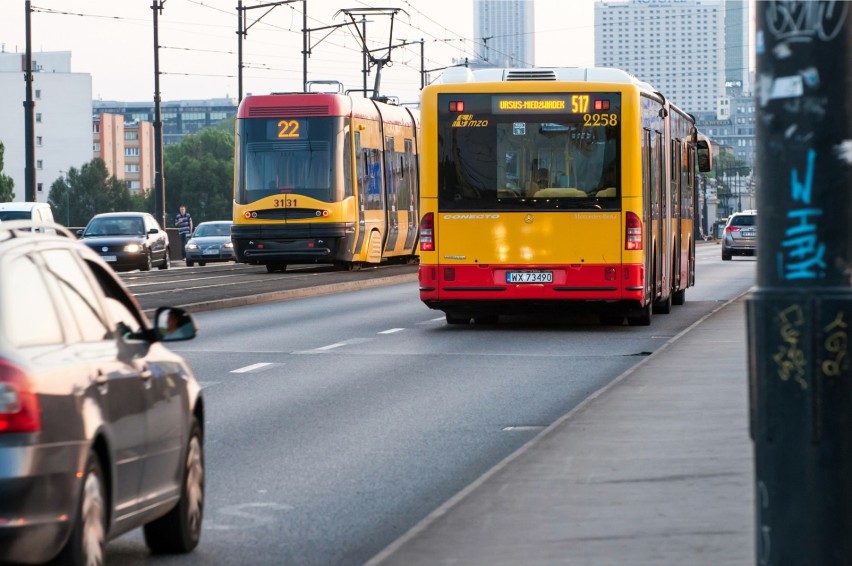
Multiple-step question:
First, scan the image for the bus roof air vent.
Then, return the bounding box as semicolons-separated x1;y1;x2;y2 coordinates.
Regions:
504;69;557;81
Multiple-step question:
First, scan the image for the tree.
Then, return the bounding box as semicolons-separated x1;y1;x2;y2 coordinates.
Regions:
47;159;132;227
712;150;752;216
163;128;234;223
0;141;15;203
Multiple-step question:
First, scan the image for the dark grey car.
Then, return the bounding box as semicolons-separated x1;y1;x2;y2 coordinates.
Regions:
0;221;204;565
184;220;235;267
721;210;757;260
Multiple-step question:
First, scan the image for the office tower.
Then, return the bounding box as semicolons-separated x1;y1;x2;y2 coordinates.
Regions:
473;0;535;68
594;0;729;116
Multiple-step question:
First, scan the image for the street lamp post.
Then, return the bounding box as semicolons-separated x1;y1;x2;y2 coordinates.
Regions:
59;170;68;225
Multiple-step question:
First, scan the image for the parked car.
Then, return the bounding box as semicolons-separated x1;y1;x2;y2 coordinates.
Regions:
721;209;757;260
0;220;204;565
78;212;170;271
0;202;56;233
184;220;235;267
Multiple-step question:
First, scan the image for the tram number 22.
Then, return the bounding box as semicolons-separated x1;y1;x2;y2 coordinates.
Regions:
273;198;298;208
277;119;301;139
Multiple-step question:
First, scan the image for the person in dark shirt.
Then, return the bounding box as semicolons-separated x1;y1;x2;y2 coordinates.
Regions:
174;205;193;260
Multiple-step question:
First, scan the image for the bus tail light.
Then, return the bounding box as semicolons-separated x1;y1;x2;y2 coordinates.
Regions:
420;213;434;251
625;212;643;250
0;360;41;434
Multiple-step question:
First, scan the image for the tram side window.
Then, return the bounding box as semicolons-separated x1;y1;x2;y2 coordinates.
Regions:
398;139;415;212
364;148;383;211
385;138;398;212
343;128;352;198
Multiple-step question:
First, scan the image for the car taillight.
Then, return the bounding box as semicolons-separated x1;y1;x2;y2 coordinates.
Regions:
625;212;643;251
420;213;434;252
725;226;742;233
0;360;41;433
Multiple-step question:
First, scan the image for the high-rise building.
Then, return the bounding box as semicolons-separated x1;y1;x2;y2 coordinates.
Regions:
594;0;754;167
594;0;728;117
724;0;750;94
473;0;535;68
0;51;92;203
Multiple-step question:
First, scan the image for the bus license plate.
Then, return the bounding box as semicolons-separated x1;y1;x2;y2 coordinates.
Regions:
507;271;553;283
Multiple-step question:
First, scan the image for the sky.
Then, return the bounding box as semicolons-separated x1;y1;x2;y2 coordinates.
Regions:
0;0;597;105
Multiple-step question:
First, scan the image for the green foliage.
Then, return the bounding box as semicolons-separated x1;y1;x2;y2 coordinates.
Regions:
163;128;235;223
47;159;132;227
0;141;15;203
712;150;751;183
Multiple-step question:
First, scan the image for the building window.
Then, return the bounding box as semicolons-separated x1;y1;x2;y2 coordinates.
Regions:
93;123;100;133
36;113;42;123
129;181;141;190
93;143;101;152
37;182;43;192
125;131;139;140
36;160;43;170
36;136;43;146
35;89;41;99
125;147;139;157
125;164;140;173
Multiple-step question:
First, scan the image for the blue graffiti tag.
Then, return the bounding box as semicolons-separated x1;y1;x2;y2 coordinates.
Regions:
779;149;826;280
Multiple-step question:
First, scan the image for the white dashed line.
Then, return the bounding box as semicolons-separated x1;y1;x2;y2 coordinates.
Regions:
314;342;347;351
231;363;273;373
378;328;404;334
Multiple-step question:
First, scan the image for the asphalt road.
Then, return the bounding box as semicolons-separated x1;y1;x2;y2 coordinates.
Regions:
120;261;419;316
100;245;756;565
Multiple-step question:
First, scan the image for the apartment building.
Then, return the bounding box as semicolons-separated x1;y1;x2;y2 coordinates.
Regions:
0;50;92;202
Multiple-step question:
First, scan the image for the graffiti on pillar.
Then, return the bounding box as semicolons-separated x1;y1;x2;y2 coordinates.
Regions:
766;1;848;42
760;2;848;282
772;304;808;389
821;311;849;377
780;149;826;280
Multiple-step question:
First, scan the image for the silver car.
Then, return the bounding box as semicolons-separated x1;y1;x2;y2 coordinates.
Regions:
721;210;757;260
0;220;204;565
184;220;235;267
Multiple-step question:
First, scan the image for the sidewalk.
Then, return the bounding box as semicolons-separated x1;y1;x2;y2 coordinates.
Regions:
368;295;755;566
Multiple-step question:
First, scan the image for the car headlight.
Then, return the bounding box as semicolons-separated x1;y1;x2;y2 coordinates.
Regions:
223;241;234;248
124;243;141;253
185;242;198;250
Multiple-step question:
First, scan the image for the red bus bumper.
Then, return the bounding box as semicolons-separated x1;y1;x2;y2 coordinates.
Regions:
419;263;646;312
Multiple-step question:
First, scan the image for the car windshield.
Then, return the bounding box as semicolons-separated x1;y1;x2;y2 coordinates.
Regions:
86;217;145;236
194;224;231;237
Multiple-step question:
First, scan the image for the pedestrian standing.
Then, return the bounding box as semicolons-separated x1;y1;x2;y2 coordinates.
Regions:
175;205;193;260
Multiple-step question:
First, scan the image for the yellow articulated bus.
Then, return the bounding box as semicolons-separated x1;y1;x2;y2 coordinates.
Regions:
232;87;420;272
417;67;712;325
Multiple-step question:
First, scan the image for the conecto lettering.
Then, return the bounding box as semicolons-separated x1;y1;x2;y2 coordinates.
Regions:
443;214;501;220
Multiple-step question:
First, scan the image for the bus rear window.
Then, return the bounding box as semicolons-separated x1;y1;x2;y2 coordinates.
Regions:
437;93;620;211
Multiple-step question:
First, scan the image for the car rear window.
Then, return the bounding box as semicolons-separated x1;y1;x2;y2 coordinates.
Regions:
730;215;755;227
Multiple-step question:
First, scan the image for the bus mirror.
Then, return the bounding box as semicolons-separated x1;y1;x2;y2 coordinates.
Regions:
696;138;713;173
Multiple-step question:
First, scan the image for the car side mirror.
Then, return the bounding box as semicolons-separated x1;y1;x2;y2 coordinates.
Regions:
154;307;198;342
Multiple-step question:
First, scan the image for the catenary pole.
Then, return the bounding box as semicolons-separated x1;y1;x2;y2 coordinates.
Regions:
23;1;36;202
152;0;166;229
749;2;852;564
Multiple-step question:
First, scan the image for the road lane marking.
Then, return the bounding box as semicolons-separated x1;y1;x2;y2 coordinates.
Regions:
231;362;273;373
378;328;404;334
314;342;347;351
